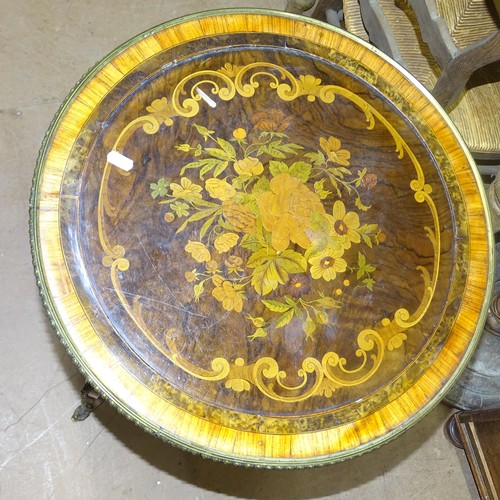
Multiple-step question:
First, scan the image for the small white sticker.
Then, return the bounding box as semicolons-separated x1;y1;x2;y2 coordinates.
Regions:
107;150;134;171
196;88;217;108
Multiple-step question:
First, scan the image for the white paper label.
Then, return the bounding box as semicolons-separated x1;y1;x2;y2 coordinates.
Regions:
196;88;217;108
107;150;134;171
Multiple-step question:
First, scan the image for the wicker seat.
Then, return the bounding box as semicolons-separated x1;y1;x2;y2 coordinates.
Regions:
344;0;500;160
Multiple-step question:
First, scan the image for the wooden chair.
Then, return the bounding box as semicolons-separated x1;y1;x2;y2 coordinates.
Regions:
340;0;500;413
341;0;500;165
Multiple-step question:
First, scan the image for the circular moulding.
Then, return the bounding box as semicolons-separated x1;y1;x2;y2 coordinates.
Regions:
30;9;493;467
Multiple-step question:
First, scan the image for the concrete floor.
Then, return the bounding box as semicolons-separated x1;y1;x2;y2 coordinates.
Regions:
0;1;481;498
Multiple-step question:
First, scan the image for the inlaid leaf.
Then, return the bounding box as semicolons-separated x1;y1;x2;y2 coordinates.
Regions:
265;140;287;159
218;218;236;231
212;160;230;178
199;213;218;240
180;158;219;175
216;137;236;159
355;167;367;187
232;192;252;204
278;142;304;154
251;176;270;197
261;299;293;313
205;147;233;161
231;176;245;189
357;252;376;279
358;223;379;249
289;161;312;182
306;213;331;255
245;247;277;268
355;196;371;212
276;250;307;274
240;231;268;252
305;150;326;166
176;207;220;233
251;260;286;296
200;160;228;179
363;278;375;291
269;160;289;176
274;308;295;329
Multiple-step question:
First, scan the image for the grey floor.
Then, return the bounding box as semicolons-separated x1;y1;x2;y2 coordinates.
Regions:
0;1;481;498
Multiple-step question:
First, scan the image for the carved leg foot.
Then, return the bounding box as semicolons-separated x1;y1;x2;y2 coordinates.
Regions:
72;382;103;422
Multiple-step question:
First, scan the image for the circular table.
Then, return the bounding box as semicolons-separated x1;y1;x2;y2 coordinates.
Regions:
30;9;493;467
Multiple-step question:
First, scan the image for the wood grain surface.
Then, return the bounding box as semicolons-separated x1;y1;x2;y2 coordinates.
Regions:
31;10;493;467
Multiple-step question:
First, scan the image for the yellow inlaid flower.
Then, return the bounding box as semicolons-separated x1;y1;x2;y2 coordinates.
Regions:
315;310;330;325
185;240;211;262
212;279;244;312
205;178;236;201
320;136;351;166
250;109;292;133
308;247;347;281
185;270;198;282
176;143;191;152
170;177;203;200
225;255;243;274
164;212;175;223
222;201;256;234
218;62;244;77
257;172;325;252
298;75;322;96
234;156;264;177
362;172;378;190
232;128;247;140
214;232;239;253
146;97;168;114
225;378;251;392
206;260;219;273
326;200;361;249
171;201;190;217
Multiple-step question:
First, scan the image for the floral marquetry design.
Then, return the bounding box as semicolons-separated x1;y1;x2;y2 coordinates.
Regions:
150;123;381;339
93;60;447;404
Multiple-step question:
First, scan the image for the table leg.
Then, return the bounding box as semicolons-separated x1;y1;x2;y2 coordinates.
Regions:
71;382;103;422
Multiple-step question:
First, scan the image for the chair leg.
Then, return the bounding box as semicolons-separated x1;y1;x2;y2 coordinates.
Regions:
357;0;405;66
71;382;103;422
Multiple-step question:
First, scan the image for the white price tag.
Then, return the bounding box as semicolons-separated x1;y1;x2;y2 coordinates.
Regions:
107;150;134;171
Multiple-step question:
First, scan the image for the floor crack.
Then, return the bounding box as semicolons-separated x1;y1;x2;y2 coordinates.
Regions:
2;371;80;433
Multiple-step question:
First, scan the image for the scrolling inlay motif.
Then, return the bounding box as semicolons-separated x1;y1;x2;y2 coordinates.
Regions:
97;62;440;402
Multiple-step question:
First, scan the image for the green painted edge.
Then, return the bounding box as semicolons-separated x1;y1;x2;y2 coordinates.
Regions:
29;7;494;468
